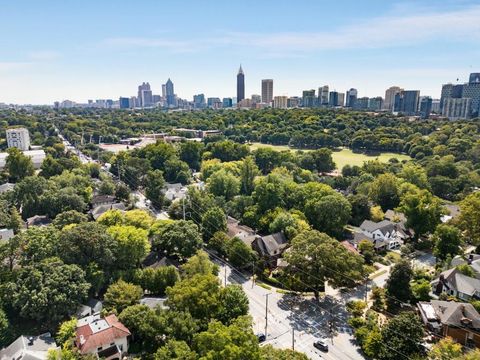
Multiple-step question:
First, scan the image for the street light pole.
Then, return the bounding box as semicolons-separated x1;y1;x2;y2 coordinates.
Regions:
365;275;369;302
252;260;255;289
264;293;270;338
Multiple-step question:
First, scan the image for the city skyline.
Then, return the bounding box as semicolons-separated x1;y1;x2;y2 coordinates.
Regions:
1;0;480;104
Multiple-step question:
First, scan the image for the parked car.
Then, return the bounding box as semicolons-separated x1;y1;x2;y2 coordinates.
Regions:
314;340;329;351
256;333;266;343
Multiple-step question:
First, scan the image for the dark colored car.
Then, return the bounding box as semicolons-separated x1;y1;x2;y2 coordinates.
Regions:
256;333;266;343
313;340;329;351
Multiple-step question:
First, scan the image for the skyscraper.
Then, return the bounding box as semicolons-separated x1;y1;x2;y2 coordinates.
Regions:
165;78;175;107
261;79;273;104
329;91;344;107
302;90;316;108
237;65;245;102
137;82;153;108
119;97;130;109
319;85;329;106
394;90;420;115
193;94;206;109
419;96;432;119
346;88;358;107
384;86;403;111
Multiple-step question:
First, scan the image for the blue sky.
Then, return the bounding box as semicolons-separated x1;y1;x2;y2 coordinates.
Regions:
1;0;479;104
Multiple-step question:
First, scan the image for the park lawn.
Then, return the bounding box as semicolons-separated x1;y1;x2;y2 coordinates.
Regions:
248;142;411;170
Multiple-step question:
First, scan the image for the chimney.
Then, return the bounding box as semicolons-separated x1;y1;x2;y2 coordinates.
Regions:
80;335;86;345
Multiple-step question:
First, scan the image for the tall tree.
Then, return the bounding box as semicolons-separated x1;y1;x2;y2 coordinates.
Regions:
369;173;400;211
433;224;462;260
5;147;35;182
284;230;364;297
304;194;351;238
10;258;90;323
378;312;425;360
201;206;227;241
385;259;413;305
400;189;443;240
104;280;143;314
240;156;260;195
153;220;203;260
458;192;480;245
145;170;166;209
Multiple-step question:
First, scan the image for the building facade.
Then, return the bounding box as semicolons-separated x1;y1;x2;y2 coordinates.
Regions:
261;79;273;105
273;96;288;109
302;90;316;108
237;65;245;102
384;86;403;111
165;78;175;107
443;98;472;120
6;128;30;151
346;88;358;107
318;85;329;106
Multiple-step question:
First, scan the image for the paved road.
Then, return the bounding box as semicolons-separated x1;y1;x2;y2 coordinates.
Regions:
217;261;365;360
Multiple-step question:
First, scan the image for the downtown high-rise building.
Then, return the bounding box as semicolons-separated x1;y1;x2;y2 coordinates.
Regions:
261;79;273;104
394;90;420;115
329;91;344;107
193;94;206;109
273;96;288;109
319;85;329;106
165;78;175;107
119;97;130;109
237;65;245;102
137;82;153;108
384;86;403;111
440;73;480;119
346;88;358;107
302;90;316;108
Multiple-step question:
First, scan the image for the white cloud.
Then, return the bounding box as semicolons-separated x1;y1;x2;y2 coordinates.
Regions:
228;5;480;51
0;62;32;72
103;5;480;54
28;50;61;60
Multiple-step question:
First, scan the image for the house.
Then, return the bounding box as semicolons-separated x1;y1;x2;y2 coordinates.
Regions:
164;183;187;202
432;268;480;301
451;254;480;279
76;299;103;318
252;232;288;266
0;333;58;360
341;240;360;255
142;252;179;269
418;300;480;347
0;229;14;244
227;216;257;247
75;313;130;359
91;195;116;208
354;219;408;251
91;203;126;220
0;183;14;194
25;215;51;228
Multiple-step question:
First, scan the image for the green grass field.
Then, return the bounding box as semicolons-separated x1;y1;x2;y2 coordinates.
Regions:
248;142;411;170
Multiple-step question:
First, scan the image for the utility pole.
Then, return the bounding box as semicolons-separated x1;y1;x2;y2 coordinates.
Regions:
252;260;255;288
182;198;186;220
224;265;227;287
364;275;369;302
292;328;295;351
264;293;270;338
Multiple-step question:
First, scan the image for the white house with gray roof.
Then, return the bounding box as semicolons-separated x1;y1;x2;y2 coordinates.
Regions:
354;219;408;251
0;333;58;360
432;268;480;301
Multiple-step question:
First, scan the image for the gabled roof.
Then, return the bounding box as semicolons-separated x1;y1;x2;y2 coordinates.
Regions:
91;195;116;206
25;215;50;227
227;216;256;246
419;300;480;329
436;268;480;296
360;219;408;237
255;232;288;257
0;333;57;360
91;203;126;220
76;314;130;354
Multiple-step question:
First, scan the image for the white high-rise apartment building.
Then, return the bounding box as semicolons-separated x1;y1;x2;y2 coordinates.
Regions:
6;128;30;151
273;96;288;109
